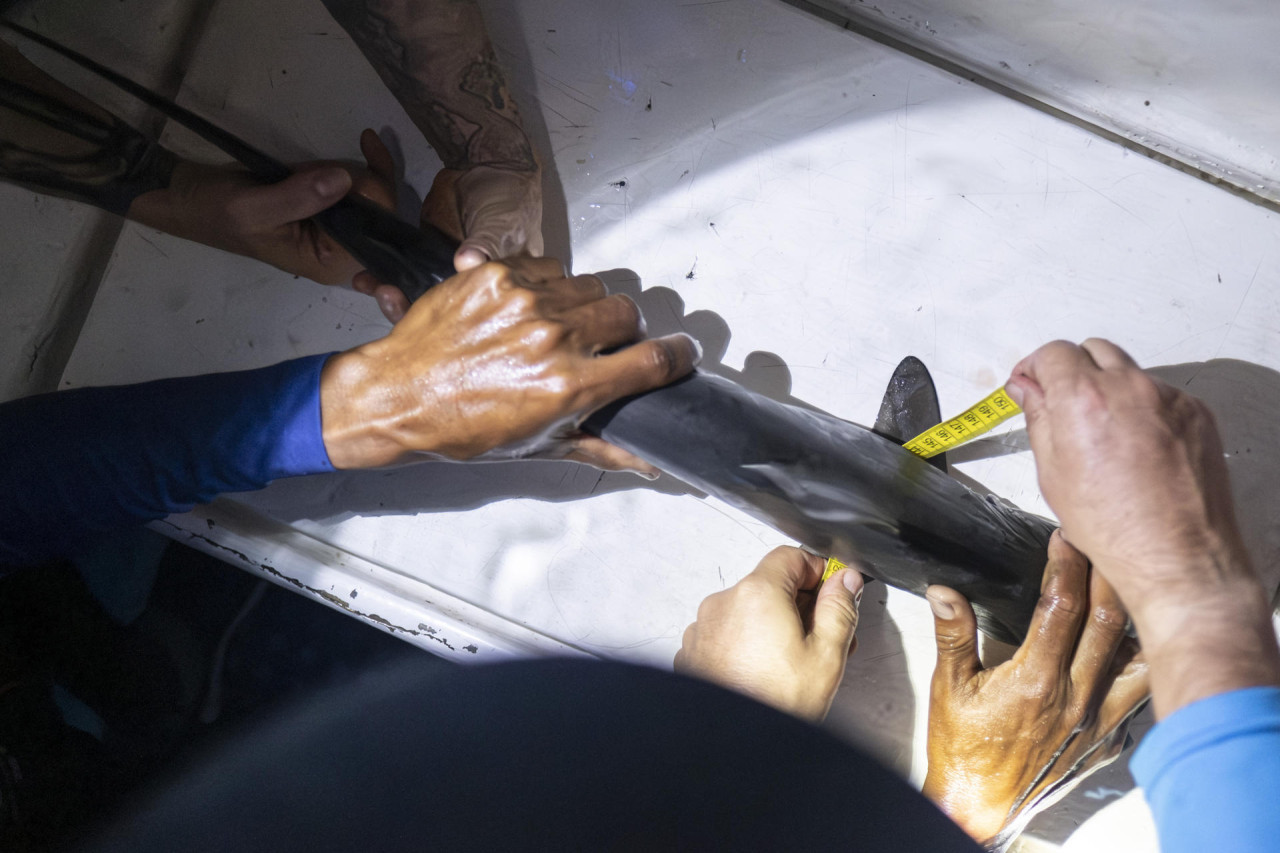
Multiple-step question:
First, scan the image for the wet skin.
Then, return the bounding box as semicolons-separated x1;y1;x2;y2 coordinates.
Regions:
319;256;702;475
922;532;1148;844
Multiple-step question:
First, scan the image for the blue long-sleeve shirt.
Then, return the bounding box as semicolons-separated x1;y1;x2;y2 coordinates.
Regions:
1132;685;1280;853
2;359;1279;852
0;355;334;567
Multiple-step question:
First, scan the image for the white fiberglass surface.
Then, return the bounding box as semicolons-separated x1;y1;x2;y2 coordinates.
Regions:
0;0;212;401
797;0;1280;206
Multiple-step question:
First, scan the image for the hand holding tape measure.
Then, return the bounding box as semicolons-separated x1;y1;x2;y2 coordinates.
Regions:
822;385;1024;581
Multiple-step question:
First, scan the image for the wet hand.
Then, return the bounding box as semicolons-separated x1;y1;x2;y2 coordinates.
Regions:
922;532;1149;846
320;256;698;474
674;547;864;722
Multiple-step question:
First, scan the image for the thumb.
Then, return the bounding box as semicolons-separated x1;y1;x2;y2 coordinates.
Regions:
1004;372;1042;414
455;218;512;270
456;199;537;269
233;167;351;230
927;585;981;688
1005;352;1048;438
1006;369;1053;464
454;243;490;271
811;568;863;653
359;128;396;185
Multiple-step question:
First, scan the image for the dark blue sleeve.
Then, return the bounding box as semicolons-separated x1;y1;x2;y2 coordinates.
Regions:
1132;685;1280;853
0;355;335;567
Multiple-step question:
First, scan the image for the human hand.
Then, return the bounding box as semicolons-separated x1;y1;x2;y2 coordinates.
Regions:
128;129;396;290
358;160;544;323
674;547;864;722
922;532;1149;846
1005;338;1247;609
1006;339;1280;717
422;163;543;268
320;256;698;474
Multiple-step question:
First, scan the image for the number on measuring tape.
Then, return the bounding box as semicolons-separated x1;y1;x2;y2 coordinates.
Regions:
901;386;1024;459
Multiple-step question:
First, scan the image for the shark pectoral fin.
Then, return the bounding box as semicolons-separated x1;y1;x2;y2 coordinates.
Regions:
873;356;948;472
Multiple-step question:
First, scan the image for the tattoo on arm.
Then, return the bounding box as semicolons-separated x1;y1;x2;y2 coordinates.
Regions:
0;40;175;215
321;0;535;172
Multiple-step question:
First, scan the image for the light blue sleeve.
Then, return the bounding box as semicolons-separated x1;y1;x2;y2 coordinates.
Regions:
1131;685;1280;853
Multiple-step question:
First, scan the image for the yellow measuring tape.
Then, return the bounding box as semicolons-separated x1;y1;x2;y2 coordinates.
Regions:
822;385;1024;580
901;386;1023;459
821;555;849;582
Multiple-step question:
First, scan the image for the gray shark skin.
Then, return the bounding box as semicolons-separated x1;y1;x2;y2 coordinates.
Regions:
585;371;1053;645
873;354;948;470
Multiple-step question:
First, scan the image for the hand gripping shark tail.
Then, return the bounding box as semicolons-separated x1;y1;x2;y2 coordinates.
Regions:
1;19;457;304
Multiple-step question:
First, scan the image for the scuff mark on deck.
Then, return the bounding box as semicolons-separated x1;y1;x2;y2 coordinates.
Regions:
163;525;473;655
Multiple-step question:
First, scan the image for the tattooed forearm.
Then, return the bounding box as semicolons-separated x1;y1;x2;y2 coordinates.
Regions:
0;39;175;215
321;0;535;172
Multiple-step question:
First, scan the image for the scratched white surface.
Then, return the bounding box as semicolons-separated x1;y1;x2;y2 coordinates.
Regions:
0;0;210;401
798;0;1280;206
54;0;1280;848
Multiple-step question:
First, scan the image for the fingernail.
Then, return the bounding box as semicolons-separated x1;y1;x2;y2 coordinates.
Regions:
455;248;489;270
926;591;954;620
637;470;660;481
314;169;350;197
688;336;703;365
378;293;404;323
843;570;862;598
1005;381;1025;407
